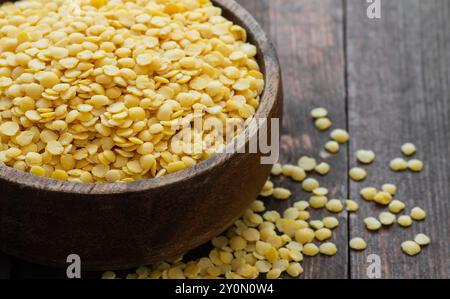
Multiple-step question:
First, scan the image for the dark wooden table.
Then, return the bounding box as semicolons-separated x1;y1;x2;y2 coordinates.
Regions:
1;0;449;279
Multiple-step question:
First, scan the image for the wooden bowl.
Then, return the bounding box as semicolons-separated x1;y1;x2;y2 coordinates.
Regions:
0;0;282;271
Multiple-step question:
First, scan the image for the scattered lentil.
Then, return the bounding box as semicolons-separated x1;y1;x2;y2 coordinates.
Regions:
408;160;424;172
356;150;375;164
302;243;319;257
349;238;367;251
273;188;292;200
322;217;339;229
360;187;378;201
349;167;367;182
315;162;331;175
374;191;392;206
298;156;317;171
310;108;328;119
302;178;320;192
330;129;350;144
315;118;332;131
325;141;340;153
390;158;408;172
382;184;397;195
326;199;344;213
346;200;359;212
410;207;426;221
401;143;416;156
319;242;337;256
379;212;396;226
364;217;382;231
414;234;431;246
401;241;421;256
389;200;406;214
397;215;413;228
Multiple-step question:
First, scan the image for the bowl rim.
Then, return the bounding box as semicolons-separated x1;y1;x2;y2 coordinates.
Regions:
0;0;281;195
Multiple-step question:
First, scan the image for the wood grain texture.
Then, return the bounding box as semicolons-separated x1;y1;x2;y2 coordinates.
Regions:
0;252;12;279
239;0;348;279
346;0;450;279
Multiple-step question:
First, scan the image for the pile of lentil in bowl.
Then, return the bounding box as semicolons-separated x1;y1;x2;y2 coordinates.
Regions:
0;0;264;183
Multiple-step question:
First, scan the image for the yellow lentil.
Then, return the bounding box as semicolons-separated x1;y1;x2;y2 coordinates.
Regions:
315;118;332;131
349;167;367;182
346;200;359;212
408;159;424;172
349;237;367;251
390;158;408;172
360;187;378;201
286;262;303;277
273;188;292;200
389;200;406;214
302;243;319;257
382;183;397;195
401;143;416;156
364;217;382;231
414;233;431;246
0;0;263;183
379;212;396;226
322;217;339;229
315;228;332;241
401;241;421;256
302;178;320;192
315;162;331;176
410;207;426;221
325;141;340;153
356;150;375;164
319;242;337;256
298;156;317;171
310;107;328;119
271;163;283;176
309;196;328;209
330;129;350;144
374;191;392;206
326;199;344;213
397;215;413;227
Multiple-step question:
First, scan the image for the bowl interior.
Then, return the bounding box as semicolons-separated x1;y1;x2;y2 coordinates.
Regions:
0;0;280;194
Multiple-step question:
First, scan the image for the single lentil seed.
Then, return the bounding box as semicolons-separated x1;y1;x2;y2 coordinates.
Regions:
389;200;406;214
364;217;382;231
408;159;424;172
349;167;367;182
315;118;332;131
414;233;431;246
401;143;416;156
379;212;396;226
330;129;349;144
360;187;378;201
319;242;337;256
349;237;367;251
325;141;340;153
326;199;344;213
374;191;392;206
401;241;421;256
398;215;413;227
410;207;426;221
382;183;397;195
346;200;359;212
273;188;292;200
310;107;328;119
298;156;317;171
356;150;375;164
315;162;330;175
